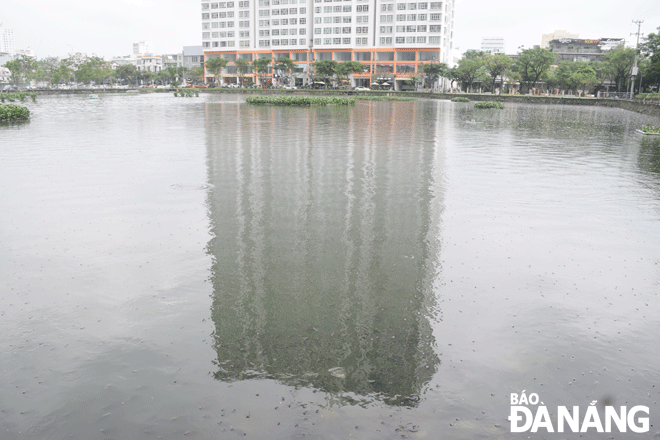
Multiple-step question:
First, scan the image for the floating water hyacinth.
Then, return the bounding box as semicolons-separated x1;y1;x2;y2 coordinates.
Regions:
0;104;30;121
246;96;356;106
451;97;471;102
474;101;504;109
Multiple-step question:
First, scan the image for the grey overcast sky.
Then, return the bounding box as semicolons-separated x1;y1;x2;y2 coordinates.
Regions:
1;0;660;59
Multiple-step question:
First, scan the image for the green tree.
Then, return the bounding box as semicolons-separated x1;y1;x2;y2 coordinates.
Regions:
603;45;636;92
485;54;512;92
513;47;556;93
235;58;250;86
205;56;228;86
568;63;598;96
3;55;37;85
252;57;272;86
640;27;660;92
453;53;487;92
335;61;364;86
189;66;205;84
419;62;447;88
312;60;337;86
115;64;138;85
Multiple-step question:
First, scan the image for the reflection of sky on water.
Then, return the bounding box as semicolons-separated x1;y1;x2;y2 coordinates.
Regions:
204;101;446;406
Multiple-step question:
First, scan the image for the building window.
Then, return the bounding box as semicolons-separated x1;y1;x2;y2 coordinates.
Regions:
429;36;440;43
430;25;441;32
300;7;306;12
333;38;341;44
203;22;211;29
323;6;332;12
396;36;405;43
430;13;440;20
406;36;415;43
343;38;350;44
418;13;427;20
397;14;406;21
300;28;306;34
343;5;351;11
430;2;441;8
334;5;341;11
202;3;210;9
379;26;392;33
203;32;211;38
272;39;280;45
380;37;393;44
343;16;351;22
323;27;331;34
323;38;331;44
202;13;210;19
356;37;367;44
356;4;368;11
227;1;235;6
342;27;351;33
406;25;416;32
417;25;426;32
291;18;297;24
333;27;341;34
357;15;368;22
380;15;393;22
300;17;306;24
417;36;426;43
203;41;211;47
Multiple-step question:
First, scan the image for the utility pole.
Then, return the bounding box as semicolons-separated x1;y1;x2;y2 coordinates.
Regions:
629;19;643;99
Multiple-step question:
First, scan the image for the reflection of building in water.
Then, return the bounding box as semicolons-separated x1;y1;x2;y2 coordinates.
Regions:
204;100;445;406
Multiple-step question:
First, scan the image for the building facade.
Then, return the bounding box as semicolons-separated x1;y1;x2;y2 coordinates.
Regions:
136;54;163;72
541;30;578;49
133;41;154;55
1;28;15;55
201;0;454;87
548;38;625;62
480;37;504;54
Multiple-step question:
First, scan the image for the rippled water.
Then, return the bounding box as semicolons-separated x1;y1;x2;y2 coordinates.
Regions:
1;94;659;439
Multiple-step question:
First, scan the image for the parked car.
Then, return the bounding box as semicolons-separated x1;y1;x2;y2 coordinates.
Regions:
354;86;371;91
283;85;297;90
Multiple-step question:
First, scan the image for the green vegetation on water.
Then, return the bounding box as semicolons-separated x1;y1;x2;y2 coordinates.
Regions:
0;92;37;103
355;96;416;101
636;94;660;99
641;123;660;134
451;97;471;102
246;96;356;106
174;88;199;97
0;104;30;121
474;101;504;109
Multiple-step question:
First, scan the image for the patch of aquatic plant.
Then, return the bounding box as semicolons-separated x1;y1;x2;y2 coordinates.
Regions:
174;88;199;97
355;96;416;101
636;93;660;99
641;123;660;134
0;92;36;103
474;101;504;109
451;97;471;102
0;104;30;121
246;96;356;106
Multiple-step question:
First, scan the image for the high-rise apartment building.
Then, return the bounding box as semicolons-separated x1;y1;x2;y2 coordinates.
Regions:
201;0;454;88
1;28;15;55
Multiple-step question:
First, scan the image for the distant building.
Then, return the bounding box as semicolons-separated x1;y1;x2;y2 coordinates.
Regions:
481;37;505;54
1;28;15;55
183;46;204;70
136;54;163;72
133;41;153;56
542;30;578;49
0;66;10;82
15;47;35;58
161;53;184;69
110;55;137;68
548;38;625;62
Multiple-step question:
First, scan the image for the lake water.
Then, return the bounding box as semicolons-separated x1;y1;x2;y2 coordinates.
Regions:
1;93;659;439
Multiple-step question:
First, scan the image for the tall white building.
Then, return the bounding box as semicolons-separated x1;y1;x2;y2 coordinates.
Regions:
133;41;154;55
1;28;15;55
480;37;504;54
201;0;454;88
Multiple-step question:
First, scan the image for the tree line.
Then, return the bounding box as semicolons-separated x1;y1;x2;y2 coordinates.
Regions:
448;28;660;95
3;55;205;87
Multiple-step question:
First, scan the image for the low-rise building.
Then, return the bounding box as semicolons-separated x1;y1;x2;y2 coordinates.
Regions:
183;46;205;70
481;37;505;54
547;38;625;62
542;30;578;49
136;54;163;72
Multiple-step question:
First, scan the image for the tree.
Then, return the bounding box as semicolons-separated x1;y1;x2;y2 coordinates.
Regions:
334;61;364;86
189;66;205;84
603;46;636;92
273;57;296;85
3;55;37;85
640;27;660;92
453;54;487;92
252;57;272;86
419;62;447;89
485;54;512;92
513;47;556;93
205;56;228;86
312;60;337;86
115;64;138;85
235;58;250;86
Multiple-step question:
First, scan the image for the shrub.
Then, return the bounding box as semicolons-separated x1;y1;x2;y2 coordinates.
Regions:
474;101;504;109
451;97;471;102
246;96;356;106
0;104;30;121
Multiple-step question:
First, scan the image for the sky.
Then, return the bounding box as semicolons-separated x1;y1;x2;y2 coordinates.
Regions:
1;0;660;59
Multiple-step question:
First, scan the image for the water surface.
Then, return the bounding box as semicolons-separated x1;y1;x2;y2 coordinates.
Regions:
1;94;659;439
